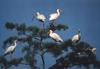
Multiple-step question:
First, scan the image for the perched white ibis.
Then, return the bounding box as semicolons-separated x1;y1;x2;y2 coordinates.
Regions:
89;48;96;55
34;12;46;23
49;9;61;22
71;29;81;44
48;30;63;42
4;40;18;56
33;12;46;30
92;48;96;55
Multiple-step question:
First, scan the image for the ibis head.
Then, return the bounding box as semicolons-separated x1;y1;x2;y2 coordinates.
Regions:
48;30;53;35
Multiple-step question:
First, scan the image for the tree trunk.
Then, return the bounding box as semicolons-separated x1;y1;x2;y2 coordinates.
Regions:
41;54;45;69
28;45;35;69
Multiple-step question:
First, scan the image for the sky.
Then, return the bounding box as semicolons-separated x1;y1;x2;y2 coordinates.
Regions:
0;0;100;69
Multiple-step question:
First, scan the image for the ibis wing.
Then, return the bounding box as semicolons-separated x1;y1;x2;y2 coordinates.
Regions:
49;13;58;20
4;46;15;54
71;34;79;42
52;33;63;42
41;14;46;20
37;14;46;21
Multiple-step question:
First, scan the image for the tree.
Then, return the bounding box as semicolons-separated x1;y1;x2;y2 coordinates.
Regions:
0;13;100;69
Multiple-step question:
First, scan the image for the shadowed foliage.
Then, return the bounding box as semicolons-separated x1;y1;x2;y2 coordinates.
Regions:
0;20;99;69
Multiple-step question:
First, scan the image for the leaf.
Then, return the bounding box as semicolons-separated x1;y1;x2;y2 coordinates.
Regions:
22;46;29;53
26;25;40;34
9;57;23;66
45;43;63;57
48;23;69;31
5;22;15;29
16;23;26;31
56;24;69;31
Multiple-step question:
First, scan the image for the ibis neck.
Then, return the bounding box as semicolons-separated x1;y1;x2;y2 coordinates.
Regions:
37;12;40;15
57;10;60;16
50;30;53;34
14;42;17;47
49;32;52;35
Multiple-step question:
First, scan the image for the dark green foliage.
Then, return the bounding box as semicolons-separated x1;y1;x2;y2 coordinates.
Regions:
5;22;15;29
16;23;26;31
0;57;23;69
49;23;68;31
22;46;29;53
9;58;23;66
49;41;98;69
27;25;40;34
56;24;68;31
46;45;63;57
1;21;100;69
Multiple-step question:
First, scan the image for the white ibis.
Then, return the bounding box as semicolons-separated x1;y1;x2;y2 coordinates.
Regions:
49;9;61;22
71;29;81;44
48;30;63;42
33;12;46;30
92;48;96;55
34;12;46;23
89;48;96;55
4;40;18;56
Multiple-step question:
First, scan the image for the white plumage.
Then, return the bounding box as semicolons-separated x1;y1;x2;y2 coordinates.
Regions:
48;30;63;42
49;9;61;21
91;48;96;55
36;12;46;22
71;29;81;44
4;40;17;55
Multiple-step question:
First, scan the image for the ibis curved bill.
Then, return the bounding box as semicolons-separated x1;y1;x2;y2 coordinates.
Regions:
49;9;61;21
48;30;63;42
4;40;17;56
71;29;81;44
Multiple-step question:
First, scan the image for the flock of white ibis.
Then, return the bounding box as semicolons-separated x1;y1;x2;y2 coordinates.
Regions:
33;9;81;44
3;9;96;57
34;9;61;23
